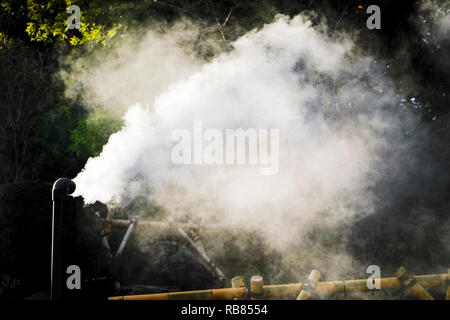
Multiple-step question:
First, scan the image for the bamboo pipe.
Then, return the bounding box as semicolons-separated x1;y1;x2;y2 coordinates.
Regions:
105;209;115;233
109;215;226;279
173;223;226;281
231;276;246;288
231;276;246;300
101;209;115;257
191;228;205;252
446;269;450;301
115;216;139;257
315;273;447;293
395;267;434;300
250;275;264;300
296;270;321;300
109;287;248;300
108;273;448;300
110;219;236;231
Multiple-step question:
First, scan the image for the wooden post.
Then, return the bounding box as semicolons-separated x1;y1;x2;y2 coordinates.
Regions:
446;269;450;300
231;276;246;300
395;267;434;300
296;269;321;300
250;275;264;300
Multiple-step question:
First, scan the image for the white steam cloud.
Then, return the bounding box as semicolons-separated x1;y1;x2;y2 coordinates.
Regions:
73;14;414;279
62;20;206;114
418;0;450;40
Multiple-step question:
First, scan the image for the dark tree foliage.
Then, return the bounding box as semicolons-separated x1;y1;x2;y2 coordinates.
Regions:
0;42;62;183
0;181;52;298
0;182;114;299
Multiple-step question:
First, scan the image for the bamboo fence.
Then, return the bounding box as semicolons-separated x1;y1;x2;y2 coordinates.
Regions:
109;269;450;300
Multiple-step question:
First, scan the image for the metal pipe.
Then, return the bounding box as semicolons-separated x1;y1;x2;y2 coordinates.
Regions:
51;178;76;300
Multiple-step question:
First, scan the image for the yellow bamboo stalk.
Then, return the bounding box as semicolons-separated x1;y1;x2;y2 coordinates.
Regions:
315;275;445;294
250;275;264;300
445;269;450;300
231;276;246;300
104;209;115;234
109;287;248;300
395;267;434;300
108;273;447;300
231;276;246;288
263;283;302;297
174;224;225;280
296;269;321;300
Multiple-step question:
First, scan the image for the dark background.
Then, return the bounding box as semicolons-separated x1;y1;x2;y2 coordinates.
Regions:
0;0;448;299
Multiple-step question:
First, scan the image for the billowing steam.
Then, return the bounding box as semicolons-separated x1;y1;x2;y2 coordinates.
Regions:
62;20;208;114
72;14;421;280
419;0;450;37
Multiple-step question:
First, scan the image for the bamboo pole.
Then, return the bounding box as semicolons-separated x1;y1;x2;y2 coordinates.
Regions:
231;276;246;288
250;275;264;300
315;273;447;293
115;216;139;257
109;287;248;300
231;276;246;300
110;219;236;231
109;214;227;280
446;269;450;301
173;222;226;281
101;209;116;257
395;267;434;300
105;209;115;231
191;228;205;252
296;270;321;300
108;273;448;300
